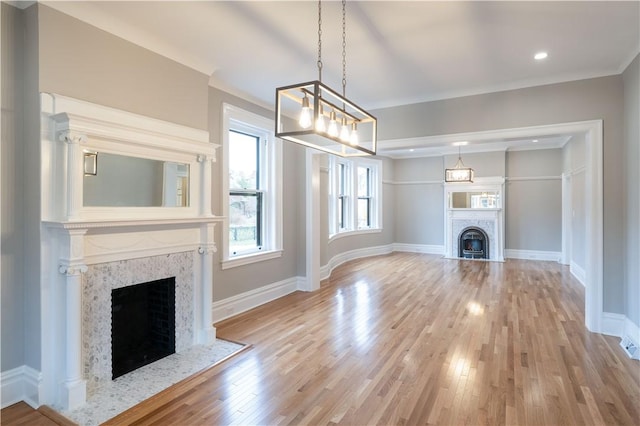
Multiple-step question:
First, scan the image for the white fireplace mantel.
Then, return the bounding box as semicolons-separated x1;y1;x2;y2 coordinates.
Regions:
443;177;505;261
40;94;222;410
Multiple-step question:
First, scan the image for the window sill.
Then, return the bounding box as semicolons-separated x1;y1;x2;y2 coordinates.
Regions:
221;249;283;270
329;227;382;242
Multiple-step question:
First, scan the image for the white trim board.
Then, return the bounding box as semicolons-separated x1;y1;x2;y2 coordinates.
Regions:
570;261;586;287
211;276;304;323
1;365;42;409
504;249;561;262
393;243;445;255
320;244;393;282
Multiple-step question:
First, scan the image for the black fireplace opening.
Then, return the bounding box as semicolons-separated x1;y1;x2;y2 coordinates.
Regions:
459;227;489;259
111;277;176;380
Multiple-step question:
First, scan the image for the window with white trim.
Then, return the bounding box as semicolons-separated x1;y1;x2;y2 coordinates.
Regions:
329;156;382;237
222;104;282;269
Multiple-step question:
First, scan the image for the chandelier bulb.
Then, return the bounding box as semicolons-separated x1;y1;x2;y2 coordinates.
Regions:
350;122;359;146
315;103;326;132
328;110;339;137
299;95;312;129
340;116;350;142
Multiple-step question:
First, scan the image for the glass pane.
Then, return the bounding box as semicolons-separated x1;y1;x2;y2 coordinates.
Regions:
357;167;370;197
357;198;370;228
229;131;258;190
338;163;345;195
451;191;498;208
338;196;344;229
229;194;259;253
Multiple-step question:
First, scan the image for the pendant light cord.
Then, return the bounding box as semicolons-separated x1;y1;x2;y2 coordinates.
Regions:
342;0;347;97
317;0;323;82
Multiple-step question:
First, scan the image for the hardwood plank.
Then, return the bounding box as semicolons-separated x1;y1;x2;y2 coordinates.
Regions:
3;254;639;425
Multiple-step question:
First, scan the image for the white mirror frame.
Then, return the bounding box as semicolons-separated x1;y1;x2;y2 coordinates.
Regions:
41;93;219;222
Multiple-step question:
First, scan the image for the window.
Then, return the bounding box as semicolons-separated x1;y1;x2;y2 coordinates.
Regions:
329;156;382;238
337;161;349;231
229;130;262;253
357;166;372;228
222;104;282;269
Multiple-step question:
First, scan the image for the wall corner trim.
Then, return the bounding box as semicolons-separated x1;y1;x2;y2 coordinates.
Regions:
1;365;42;409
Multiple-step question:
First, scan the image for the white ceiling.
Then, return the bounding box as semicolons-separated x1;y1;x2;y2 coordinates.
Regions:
30;1;640;155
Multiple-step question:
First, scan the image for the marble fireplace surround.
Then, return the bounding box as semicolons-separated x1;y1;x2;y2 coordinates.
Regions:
40;94;221;410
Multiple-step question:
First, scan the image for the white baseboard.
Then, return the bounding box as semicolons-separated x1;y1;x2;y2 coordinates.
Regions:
392;243;445;255
504;249;561;262
570;261;586;286
600;313;640;358
624;316;640;347
1;365;41;409
601;312;627;337
212;276;304;323
320;244;393;281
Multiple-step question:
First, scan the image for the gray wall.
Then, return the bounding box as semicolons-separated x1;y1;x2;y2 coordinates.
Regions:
374;75;626;314
393;156;443;246
208;87;304;301
1;2;26;372
393;149;563;252
623;54;639;328
37;5;209;130
505;149;562;252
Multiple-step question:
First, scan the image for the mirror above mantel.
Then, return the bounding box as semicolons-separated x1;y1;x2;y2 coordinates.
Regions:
445;176;505;211
41;93;219;222
83;153;190;208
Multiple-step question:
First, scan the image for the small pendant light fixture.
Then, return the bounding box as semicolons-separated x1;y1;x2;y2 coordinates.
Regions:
445;146;474;183
275;0;377;157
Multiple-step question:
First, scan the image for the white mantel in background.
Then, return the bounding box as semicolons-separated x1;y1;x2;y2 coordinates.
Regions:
444;177;505;262
39;93;221;410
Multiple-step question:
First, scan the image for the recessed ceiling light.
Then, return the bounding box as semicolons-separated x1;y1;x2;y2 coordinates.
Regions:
534;52;548;60
532;139;539;143
452;141;468;146
409;149;415;152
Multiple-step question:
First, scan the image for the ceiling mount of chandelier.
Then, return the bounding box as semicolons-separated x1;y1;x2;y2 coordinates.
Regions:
275;0;377;157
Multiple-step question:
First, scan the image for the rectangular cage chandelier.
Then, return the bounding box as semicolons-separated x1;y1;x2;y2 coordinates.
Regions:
445;146;474;183
275;0;377;157
276;81;377;157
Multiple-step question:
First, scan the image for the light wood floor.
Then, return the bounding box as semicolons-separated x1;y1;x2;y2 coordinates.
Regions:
4;253;640;425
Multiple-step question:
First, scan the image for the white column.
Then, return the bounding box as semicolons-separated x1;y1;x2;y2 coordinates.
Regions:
198;154;215;217
304;151;320;291
58;130;87;221
58;228;88;410
197;223;216;345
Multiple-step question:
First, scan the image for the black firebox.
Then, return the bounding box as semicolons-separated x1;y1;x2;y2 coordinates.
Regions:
111;277;176;379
